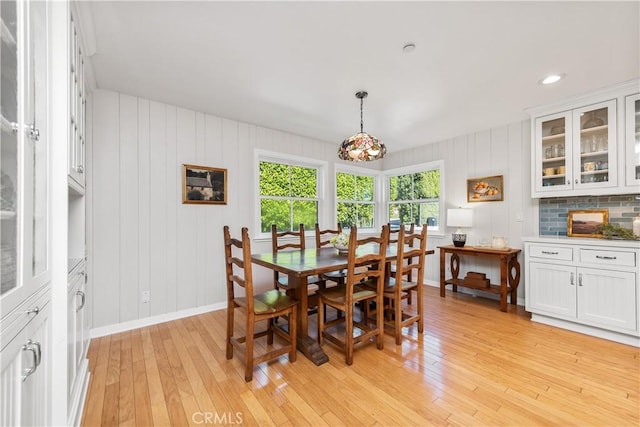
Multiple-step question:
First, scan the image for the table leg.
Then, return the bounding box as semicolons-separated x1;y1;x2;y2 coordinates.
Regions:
450;254;460;293
508;256;521;306
439;249;446;297
288;274;329;365
499;256;508;312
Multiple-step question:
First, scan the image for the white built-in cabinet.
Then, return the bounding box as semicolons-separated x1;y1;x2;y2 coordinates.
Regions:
67;4;90;425
68;12;85;193
67;259;89;426
524;238;639;346
625;93;640;187
528;80;639;198
0;0;52;424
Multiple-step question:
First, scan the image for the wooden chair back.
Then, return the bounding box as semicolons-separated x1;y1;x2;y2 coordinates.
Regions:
345;225;389;304
315;223;343;248
224;225;255;311
271;224;305;288
393;225;428;287
272;223;305;252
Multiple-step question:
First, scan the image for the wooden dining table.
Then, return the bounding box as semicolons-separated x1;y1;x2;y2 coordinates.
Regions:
251;244;434;365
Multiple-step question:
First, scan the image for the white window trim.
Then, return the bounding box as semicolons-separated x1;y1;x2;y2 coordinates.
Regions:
334;163;382;232
383;159;445;236
254;149;328;240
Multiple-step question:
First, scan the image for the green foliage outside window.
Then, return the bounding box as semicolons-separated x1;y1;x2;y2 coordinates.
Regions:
336;172;374;228
260;161;318;232
388;170;440;227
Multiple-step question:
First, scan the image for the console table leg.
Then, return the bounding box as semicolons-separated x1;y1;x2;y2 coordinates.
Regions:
499;257;508;312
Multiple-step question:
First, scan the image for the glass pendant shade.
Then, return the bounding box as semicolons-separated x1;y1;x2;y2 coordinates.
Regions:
338;91;386;162
338;132;386;161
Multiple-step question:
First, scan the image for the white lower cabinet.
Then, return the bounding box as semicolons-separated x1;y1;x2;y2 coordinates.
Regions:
0;290;51;426
68;260;90;426
525;238;639;345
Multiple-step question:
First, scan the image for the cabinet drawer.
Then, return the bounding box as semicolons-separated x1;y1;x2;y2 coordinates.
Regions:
528;245;573;261
580;249;636;267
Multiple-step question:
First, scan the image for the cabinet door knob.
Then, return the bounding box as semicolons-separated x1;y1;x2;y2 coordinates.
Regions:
28;125;40;141
26;306;40;315
567;180;570;185
570;272;574;286
76;290;86;311
575;179;578;184
21;340;41;381
76;165;84;174
578;273;583;286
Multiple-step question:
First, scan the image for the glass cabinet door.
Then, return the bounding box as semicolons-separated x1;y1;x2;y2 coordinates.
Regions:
1;0;20;297
573;100;617;189
625;94;640;186
535;111;572;192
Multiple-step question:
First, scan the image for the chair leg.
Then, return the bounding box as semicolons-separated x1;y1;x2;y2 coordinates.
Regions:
376;294;384;350
394;296;402;346
345;303;354;365
226;304;234;360
288;307;297;362
245;318;255;382
417;285;424;333
267;318;274;345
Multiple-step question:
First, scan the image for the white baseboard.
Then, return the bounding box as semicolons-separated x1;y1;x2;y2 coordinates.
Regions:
531;313;640;347
90;302;226;338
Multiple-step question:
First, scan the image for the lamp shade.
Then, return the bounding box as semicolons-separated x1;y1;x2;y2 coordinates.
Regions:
447;208;473;228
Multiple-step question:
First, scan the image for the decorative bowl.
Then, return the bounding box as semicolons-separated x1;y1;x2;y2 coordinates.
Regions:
333;243;349;254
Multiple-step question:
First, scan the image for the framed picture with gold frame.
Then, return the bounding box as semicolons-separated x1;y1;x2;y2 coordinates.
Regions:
567;209;608;237
467;175;504;202
182;164;227;204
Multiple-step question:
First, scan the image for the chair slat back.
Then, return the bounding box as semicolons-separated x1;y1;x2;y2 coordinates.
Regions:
315;223;343;248
224;226;254;311
272;224;305;251
271;224;305;285
394;224;428;286
345;225;389;302
388;222;415;244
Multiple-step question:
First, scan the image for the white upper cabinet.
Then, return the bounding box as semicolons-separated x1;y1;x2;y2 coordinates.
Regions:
1;0;51;316
625;93;640;187
68;14;86;193
529;80;638;198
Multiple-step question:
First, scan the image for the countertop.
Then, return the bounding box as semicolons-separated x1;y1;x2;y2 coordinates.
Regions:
523;236;640;249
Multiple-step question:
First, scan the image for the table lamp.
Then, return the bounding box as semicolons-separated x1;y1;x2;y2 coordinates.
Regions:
447;208;473;247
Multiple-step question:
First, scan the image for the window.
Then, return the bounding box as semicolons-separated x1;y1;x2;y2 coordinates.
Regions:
336;171;376;228
386;161;443;233
257;153;323;234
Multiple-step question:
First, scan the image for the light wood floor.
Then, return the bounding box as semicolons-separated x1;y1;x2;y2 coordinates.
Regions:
81;286;639;426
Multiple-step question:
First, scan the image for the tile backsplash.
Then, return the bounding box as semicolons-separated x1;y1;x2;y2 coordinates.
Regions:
539;194;640;236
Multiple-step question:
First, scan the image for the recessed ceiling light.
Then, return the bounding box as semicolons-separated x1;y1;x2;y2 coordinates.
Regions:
540;73;566;85
402;43;416;53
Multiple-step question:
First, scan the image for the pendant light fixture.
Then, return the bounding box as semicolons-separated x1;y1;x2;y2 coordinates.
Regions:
338;91;386;161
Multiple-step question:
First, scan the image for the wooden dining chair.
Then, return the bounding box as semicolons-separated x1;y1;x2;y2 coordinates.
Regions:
315;223;347;286
317;225;389;365
382;224;427;345
272;224;325;315
224;226;298;381
388;222;416;304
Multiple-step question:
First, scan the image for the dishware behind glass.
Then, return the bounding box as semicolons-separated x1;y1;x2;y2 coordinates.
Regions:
583;111;604;129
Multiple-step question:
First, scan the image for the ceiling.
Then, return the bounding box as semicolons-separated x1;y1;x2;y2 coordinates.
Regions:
82;1;639;152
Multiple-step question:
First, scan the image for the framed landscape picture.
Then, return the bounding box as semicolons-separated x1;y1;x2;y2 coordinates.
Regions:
467;175;504;202
182;164;227;204
567;209;608;237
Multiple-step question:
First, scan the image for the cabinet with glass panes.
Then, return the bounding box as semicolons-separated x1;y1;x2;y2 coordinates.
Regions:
625;93;640;187
529;80;640;198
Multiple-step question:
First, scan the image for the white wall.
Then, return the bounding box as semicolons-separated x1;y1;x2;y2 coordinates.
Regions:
89;89;537;331
383;122;538;302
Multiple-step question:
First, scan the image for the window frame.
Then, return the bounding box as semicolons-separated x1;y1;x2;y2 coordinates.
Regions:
334;163;382;232
254;149;328;240
383;160;445;236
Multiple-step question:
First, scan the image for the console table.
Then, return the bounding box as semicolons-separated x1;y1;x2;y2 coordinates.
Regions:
438;245;521;311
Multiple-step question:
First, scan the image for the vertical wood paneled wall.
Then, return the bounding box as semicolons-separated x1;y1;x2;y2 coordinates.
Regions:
89;89;536;330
